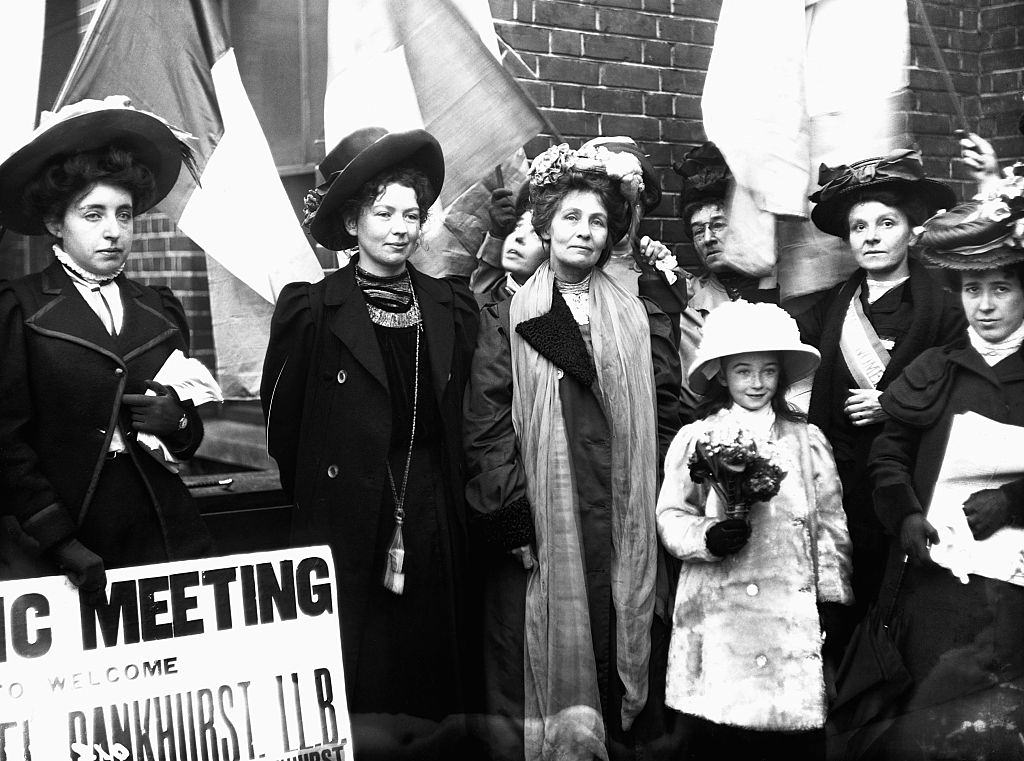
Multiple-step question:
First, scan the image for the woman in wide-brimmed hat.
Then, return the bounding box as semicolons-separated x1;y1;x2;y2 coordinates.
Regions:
0;97;213;597
864;174;1024;758
261;127;480;732
657;300;851;760
463;141;684;760
796;149;967;628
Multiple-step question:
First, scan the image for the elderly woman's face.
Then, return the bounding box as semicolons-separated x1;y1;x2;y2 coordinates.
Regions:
847;200;913;279
961;269;1024;343
45;182;133;278
344;182;421;277
543;189;608;283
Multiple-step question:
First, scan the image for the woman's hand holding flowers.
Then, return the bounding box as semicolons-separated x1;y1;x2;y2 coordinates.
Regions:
705;518;751;557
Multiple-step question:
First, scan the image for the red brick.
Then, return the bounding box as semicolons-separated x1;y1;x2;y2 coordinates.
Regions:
534;1;598;30
659;218;692;246
643;0;671;11
907;68;976;96
660;68;705;95
550;30;582;56
541;108;601;136
674;94;701;119
552;84;583;109
488;0;514;21
519;79;552;107
584;86;643;112
599;61;660;89
539;55;600;84
601;114;662;141
671;0;721;20
598;8;658;36
581;32;643;62
662;119;707;143
495;22;549;53
909;110;954;136
514;2;533;22
594;0;640;7
525;135;556;158
671;43;712;70
689;19;716;45
639;39;670;66
644;92;674;117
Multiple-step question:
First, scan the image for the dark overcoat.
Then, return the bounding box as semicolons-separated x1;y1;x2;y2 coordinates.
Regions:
463;290;683;759
260;262;478;689
0;261;209;572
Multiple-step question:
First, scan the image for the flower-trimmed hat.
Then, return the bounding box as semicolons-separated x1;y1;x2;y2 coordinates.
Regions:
918;163;1024;270
809;148;956;238
0;96;197;235
687;300;820;395
580;136;662;214
304;127;444;251
672;142;731;236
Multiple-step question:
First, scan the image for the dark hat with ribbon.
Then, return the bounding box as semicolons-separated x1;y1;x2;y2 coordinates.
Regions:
918;164;1024;270
673;142;731;209
809;148;956;238
580;136;662;214
0;96;197;236
305;127;445;250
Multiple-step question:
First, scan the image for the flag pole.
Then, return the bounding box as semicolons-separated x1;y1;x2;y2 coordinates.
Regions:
52;0;111;109
911;0;969;130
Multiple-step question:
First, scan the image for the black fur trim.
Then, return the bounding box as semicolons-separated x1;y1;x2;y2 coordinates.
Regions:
474;496;536;552
514;288;596;386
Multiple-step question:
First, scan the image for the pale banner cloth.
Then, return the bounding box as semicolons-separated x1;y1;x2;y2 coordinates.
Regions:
838;286;891;389
928;412;1024;586
510;263;658;760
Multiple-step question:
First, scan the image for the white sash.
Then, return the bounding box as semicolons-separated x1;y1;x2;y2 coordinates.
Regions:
839;285;891;389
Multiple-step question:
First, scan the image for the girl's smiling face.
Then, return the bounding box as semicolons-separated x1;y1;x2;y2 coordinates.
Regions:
719;351;780;413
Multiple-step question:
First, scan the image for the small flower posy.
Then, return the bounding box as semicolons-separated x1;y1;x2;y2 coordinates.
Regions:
528;142;646;205
688;421;787;521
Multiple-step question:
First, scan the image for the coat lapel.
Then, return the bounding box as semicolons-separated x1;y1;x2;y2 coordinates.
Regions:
324;265;389;391
411;265;454;403
515;287;597;386
118;278;180;361
26;262;122;364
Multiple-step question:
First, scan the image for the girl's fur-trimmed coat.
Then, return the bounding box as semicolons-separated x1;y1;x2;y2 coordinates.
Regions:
656;411;854;731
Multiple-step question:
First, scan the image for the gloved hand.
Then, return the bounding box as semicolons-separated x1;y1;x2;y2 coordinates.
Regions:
122;380;185;436
510;544;536;570
963;487;1015;540
899;513;938;564
705;518;751;557
50;538;107;606
487;187;517;237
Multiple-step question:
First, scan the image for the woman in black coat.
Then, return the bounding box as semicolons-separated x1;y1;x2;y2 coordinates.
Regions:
261;128;479;741
0;99;211;598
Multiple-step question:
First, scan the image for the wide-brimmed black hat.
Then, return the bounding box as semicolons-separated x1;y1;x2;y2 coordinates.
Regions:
918;169;1024;270
672;142;731;237
306;127;444;250
809;148;956;238
0;96;196;236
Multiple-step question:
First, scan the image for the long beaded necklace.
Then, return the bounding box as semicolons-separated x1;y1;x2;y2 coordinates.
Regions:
381;290;421;596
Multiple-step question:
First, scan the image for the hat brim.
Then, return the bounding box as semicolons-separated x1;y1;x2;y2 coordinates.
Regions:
309;130;445;250
0;109;185;235
920;246;1024;270
810;177;956;238
688;347;820;396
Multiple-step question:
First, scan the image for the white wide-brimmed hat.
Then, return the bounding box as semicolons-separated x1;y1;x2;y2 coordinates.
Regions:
688;300;820;394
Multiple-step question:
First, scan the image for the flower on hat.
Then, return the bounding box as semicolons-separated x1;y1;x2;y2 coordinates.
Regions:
528;142;646;204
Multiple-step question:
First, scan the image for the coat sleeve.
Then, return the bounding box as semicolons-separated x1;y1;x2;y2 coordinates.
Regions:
151;285;203;460
463;303;535;553
261;282;316;500
808;424;854;604
655;424;722;563
868;416;925;536
468;232;506;295
0;286;76;550
643;298;686;464
448;276;480;387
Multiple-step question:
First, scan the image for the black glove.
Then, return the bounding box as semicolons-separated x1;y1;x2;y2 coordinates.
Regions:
899;513;938;564
705;518;751;557
50;538;107;606
122;380;186;436
487;187;516;237
963;487;1016;540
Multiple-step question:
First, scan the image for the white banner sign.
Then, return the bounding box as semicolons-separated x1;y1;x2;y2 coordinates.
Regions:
0;546;350;761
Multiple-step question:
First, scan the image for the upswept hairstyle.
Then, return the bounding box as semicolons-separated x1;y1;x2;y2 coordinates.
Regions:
25;146;157;227
338;166;433;229
695;353;806;424
530;170;629;268
838;188;931;242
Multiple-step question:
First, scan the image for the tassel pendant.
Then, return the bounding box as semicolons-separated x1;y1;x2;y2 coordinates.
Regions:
382;513;406;595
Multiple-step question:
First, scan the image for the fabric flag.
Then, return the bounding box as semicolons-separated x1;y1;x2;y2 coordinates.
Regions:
54;0;324;399
0;2;45;160
324;0;545;278
703;0;909;301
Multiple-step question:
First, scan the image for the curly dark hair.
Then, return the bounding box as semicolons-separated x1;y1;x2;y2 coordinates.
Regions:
837;188;931;242
530;170;630;268
331;166;433;239
680;198;726;238
695;353;806;423
24;146;157;228
944;261;1024;293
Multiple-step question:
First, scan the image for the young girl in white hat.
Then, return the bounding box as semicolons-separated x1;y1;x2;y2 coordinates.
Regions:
656;299;853;760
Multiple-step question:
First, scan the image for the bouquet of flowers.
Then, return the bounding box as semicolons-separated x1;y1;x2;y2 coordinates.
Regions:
687;422;787;521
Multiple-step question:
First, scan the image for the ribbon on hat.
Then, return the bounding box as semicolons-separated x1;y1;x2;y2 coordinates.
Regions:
810;148;926;205
672;142;730;191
